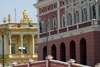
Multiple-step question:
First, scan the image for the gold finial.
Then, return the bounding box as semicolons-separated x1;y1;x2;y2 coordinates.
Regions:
8;14;12;23
3;17;7;24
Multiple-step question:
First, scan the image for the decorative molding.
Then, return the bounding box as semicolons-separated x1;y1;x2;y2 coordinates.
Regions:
38;25;100;43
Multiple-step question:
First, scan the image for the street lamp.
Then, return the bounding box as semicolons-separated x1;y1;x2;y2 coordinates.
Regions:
92;0;98;19
46;12;57;56
18;47;26;63
0;28;11;66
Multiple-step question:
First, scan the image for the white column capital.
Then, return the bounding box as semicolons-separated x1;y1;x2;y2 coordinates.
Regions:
20;34;23;38
32;34;35;38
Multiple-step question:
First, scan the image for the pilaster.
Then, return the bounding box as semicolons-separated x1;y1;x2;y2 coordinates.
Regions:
96;1;99;19
4;35;7;54
37;8;40;39
65;0;68;26
20;34;23;54
32;34;35;54
57;0;60;29
0;36;2;55
79;0;82;23
72;0;75;25
9;34;12;54
87;0;90;20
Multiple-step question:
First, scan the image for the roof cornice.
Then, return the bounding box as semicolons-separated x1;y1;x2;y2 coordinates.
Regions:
33;0;58;9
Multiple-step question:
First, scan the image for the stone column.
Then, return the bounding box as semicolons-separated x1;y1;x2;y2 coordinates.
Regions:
57;0;60;29
96;0;99;19
79;0;82;23
32;34;35;55
72;0;75;25
0;36;2;55
37;8;40;39
20;34;23;54
87;0;90;20
65;0;68;26
9;34;12;54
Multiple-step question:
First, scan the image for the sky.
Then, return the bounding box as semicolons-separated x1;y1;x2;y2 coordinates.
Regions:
0;0;37;24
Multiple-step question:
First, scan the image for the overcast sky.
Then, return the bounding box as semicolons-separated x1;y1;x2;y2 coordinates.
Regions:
0;0;37;24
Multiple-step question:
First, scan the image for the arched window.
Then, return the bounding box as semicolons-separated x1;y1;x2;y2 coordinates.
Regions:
53;17;57;30
51;45;56;60
39;21;44;33
47;19;50;31
76;12;79;23
70;40;76;60
84;10;87;21
70;14;72;25
62;15;65;27
62;1;65;6
60;42;66;62
43;46;47;60
42;21;44;33
39;21;42;33
80;38;87;65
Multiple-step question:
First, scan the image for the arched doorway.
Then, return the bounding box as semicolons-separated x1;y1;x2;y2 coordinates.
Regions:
51;45;56;60
70;40;76;60
80;38;87;65
60;43;66;62
43;46;47;60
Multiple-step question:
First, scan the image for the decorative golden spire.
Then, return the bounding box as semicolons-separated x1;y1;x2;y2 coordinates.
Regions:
8;14;11;23
3;17;7;24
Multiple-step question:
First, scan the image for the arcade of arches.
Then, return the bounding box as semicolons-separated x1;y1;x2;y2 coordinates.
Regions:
43;38;87;65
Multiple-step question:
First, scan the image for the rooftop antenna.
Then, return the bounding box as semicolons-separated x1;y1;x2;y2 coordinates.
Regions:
15;8;16;23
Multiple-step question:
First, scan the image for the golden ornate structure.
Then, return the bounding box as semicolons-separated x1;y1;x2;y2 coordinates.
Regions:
0;10;38;66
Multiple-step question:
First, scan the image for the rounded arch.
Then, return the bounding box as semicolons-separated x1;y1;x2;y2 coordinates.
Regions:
80;38;87;65
60;42;66;62
70;40;76;60
51;44;56;60
43;46;47;60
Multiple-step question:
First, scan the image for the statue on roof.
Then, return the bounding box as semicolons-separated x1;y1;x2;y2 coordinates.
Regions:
20;9;33;23
23;9;29;19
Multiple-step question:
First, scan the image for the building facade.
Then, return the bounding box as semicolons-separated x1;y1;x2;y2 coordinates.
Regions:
34;0;100;66
0;10;38;66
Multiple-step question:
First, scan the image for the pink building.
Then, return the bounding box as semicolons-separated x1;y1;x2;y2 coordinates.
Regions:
34;0;100;66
